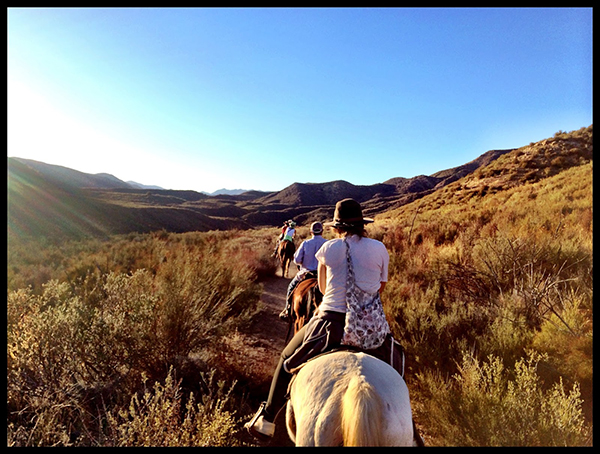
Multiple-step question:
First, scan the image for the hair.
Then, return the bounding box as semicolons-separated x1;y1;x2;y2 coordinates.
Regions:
333;223;367;238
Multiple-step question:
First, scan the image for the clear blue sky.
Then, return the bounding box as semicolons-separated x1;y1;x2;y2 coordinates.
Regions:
8;7;592;193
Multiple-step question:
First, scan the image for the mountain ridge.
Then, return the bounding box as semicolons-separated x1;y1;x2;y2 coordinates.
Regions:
7;125;592;241
9;157;133;190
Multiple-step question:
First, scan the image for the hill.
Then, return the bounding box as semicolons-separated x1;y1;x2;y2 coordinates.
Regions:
7;125;592;241
127;181;165;190
7;158;245;239
379;125;593;223
9;158;135;190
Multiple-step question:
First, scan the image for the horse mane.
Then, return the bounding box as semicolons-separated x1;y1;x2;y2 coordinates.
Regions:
292;278;318;315
341;374;384;446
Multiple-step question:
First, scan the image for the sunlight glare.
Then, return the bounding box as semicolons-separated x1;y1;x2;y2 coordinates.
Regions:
8;80;155;179
8;79;232;191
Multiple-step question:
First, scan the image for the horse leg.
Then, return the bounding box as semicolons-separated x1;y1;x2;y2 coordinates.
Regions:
294;416;317;446
285;401;297;445
279;256;286;278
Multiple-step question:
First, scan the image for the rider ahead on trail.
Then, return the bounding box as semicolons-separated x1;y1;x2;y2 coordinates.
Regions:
282;220;296;242
273;220;296;257
245;199;391;440
279;221;326;320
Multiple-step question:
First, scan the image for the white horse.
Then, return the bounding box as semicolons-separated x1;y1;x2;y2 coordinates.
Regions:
285;350;415;446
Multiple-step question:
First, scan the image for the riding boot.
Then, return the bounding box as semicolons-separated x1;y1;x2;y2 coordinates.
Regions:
272;239;281;257
244;402;275;440
278;304;290;321
279;294;292;321
281;273;302;321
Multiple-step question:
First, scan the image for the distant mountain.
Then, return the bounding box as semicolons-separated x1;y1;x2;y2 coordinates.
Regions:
7;158;242;239
8;158;246;195
202;188;251;196
7;125;592;241
8;158;167;192
249;151;519;222
127;181;165;190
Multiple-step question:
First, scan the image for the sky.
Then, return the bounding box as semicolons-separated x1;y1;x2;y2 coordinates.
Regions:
7;7;593;193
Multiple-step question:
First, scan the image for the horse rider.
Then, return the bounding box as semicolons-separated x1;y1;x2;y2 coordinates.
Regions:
272;220;296;257
279;221;327;321
282;220;296;242
245;199;391;440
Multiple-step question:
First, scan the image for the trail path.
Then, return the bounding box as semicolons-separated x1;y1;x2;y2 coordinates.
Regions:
235;266;298;446
246;267;297;356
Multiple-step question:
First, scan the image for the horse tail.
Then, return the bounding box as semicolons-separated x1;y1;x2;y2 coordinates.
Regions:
340;374;384;446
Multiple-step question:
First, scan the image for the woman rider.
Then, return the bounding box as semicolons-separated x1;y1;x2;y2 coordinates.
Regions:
244;198;390;439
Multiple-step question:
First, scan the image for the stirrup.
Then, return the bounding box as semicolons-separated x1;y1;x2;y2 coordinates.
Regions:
244;402;275;440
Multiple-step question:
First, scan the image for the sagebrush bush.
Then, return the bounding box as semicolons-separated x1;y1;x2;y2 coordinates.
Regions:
8;280;103;446
152;246;261;365
7;231;267;446
106;368;241;447
379;156;592;445
416;350;589;446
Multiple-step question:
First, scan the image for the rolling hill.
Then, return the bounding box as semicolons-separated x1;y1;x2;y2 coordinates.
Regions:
7;125;592;241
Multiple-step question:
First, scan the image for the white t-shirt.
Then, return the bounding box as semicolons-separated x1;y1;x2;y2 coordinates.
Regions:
315;235;389;313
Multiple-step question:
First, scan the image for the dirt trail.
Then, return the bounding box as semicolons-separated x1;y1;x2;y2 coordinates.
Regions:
233;266;298;446
246;266;297;355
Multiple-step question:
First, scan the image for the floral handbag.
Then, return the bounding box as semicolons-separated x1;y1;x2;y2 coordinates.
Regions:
341;239;391;350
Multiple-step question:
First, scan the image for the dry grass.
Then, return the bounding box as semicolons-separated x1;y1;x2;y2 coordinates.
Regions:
373;133;592;445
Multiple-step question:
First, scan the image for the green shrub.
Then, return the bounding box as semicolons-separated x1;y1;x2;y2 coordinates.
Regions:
106;368;241;447
7;233;262;446
417;350;590;446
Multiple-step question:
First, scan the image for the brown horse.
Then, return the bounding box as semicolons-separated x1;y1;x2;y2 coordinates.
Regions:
277;240;296;278
290;277;322;336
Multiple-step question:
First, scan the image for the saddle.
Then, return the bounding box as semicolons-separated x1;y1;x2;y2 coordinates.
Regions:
287;333;405;378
